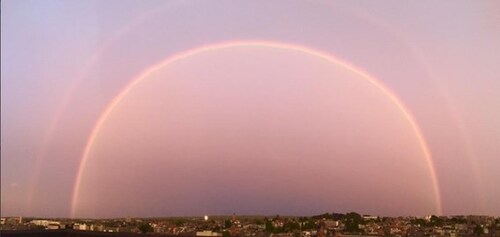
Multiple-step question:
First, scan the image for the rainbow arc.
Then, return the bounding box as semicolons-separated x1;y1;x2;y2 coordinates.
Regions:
71;40;442;217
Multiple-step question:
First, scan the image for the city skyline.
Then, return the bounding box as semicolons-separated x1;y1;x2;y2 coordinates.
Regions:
2;0;500;218
2;212;498;236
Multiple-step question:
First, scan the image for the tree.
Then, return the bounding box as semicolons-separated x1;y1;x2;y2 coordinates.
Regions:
265;220;275;233
343;212;363;233
138;223;153;233
284;221;300;232
474;225;483;236
430;215;443;227
174;219;185;227
312;213;332;220
212;225;221;232
225;219;232;229
413;218;427;227
331;213;346;221
302;220;317;230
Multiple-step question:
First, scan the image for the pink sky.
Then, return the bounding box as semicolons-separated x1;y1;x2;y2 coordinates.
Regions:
2;0;499;218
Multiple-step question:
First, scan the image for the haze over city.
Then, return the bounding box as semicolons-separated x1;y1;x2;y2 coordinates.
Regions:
1;0;500;218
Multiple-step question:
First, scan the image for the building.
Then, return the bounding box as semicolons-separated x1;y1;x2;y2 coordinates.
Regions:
196;230;223;236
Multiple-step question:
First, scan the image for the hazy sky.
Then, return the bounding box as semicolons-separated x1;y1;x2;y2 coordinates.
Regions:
2;0;500;218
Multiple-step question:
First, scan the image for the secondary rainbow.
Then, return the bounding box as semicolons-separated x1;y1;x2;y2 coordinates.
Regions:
71;40;443;217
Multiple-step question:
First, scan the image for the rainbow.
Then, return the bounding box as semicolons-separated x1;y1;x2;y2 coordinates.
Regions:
71;40;442;217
